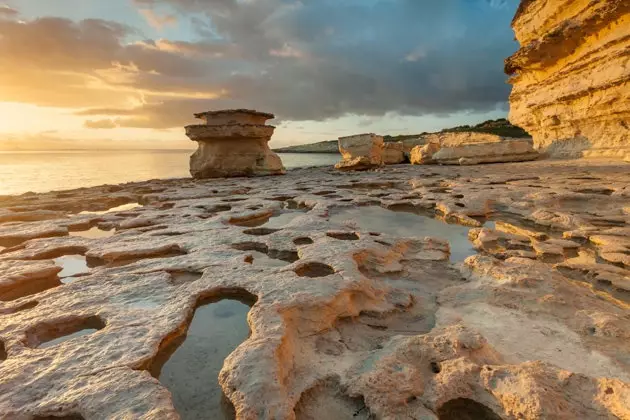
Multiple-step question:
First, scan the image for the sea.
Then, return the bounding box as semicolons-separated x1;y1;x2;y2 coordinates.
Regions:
0;150;340;196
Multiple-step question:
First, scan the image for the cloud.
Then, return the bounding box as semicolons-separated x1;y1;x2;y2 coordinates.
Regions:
0;5;17;18
84;119;117;129
138;8;178;30
1;0;521;130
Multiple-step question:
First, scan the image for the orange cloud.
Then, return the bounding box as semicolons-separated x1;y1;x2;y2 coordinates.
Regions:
84;119;117;129
138;8;178;30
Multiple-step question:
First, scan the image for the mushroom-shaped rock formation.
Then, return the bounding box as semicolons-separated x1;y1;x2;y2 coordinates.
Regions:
335;133;385;171
186;109;286;179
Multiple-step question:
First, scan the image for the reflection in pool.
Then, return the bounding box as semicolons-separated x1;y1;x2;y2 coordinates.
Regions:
69;227;115;239
53;255;89;282
329;206;477;262
151;297;254;420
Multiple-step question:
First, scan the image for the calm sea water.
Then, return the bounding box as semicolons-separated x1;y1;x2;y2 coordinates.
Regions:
0;150;340;196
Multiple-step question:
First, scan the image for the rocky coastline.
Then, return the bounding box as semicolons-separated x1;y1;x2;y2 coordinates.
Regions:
0;159;628;419
0;0;629;418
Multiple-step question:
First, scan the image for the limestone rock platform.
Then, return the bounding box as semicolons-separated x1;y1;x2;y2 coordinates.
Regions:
0;159;628;419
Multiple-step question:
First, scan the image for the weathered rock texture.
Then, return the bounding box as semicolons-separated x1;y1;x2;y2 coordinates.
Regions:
410;132;539;165
0;159;629;419
186;109;286;178
506;0;630;159
382;142;405;164
335;133;384;171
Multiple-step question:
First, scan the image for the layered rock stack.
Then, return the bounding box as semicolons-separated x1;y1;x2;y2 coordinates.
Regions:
185;109;286;178
410;132;539;165
506;0;630;160
335;133;385;171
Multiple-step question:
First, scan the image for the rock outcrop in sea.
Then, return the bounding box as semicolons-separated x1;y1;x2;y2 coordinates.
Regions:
186;109;286;178
335;133;385;171
410;132;539;165
506;0;630;160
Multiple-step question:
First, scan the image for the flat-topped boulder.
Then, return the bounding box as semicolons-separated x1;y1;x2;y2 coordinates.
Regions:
186;109;286;179
410;132;539;165
193;109;275;126
335;133;384;171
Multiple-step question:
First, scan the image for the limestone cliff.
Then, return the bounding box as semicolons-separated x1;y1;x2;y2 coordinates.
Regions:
506;0;630;159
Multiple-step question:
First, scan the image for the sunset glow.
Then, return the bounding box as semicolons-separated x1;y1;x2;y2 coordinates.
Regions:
0;0;519;149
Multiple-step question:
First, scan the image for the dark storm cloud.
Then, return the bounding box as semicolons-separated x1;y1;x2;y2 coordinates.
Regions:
107;0;519;127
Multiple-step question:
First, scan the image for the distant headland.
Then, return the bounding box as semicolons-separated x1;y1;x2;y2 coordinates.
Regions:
272;118;531;153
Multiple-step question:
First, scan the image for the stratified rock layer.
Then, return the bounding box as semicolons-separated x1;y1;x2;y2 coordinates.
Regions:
382;142;405;164
506;0;630;159
186;109;286;178
410;132;539;165
335;134;384;171
0;160;628;419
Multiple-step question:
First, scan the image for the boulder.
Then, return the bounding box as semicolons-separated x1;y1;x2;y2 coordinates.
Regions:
185;109;286;179
382;142;405;164
433;139;540;165
410;141;440;165
335;133;384;171
505;0;630;159
410;132;539;165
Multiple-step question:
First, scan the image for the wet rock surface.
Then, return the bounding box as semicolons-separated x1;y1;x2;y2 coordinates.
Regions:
0;159;628;419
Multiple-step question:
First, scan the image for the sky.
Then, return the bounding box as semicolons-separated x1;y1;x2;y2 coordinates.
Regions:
0;0;520;150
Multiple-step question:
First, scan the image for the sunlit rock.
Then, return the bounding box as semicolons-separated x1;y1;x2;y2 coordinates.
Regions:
505;0;630;159
186;109;286;179
335;133;384;171
410;132;539;165
382;141;406;164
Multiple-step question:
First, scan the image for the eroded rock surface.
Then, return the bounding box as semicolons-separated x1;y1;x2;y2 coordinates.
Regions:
0;160;628;419
506;0;630;159
186;109;286;179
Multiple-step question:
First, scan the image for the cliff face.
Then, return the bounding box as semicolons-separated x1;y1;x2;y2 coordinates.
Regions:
506;0;630;159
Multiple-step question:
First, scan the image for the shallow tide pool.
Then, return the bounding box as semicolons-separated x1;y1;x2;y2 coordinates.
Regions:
150;298;253;420
329;206;477;262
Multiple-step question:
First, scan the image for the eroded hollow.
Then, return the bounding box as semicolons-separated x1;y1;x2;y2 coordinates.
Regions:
54;255;89;282
232;242;299;264
243;228;281;236
32;415;85;420
0;300;38;315
0;340;6;361
69;227;115;239
28;315;106;349
437;398;501;420
169;271;203;286
0;277;62;302
87;245;187;268
295;262;335;278
293;237;314;246
149;290;257;420
294;377;371;420
327;231;360;241
79;202;142;215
